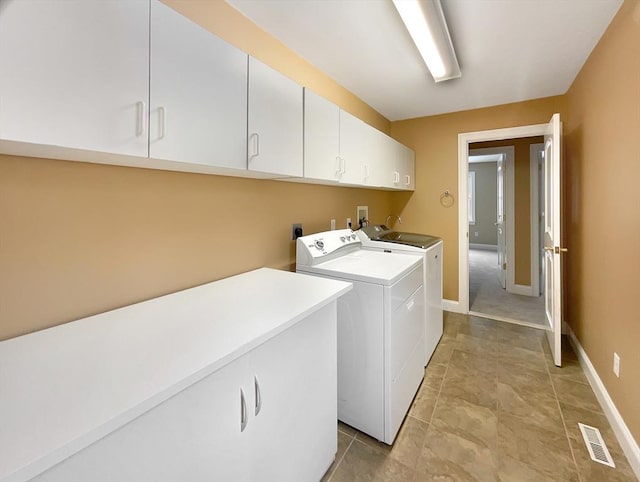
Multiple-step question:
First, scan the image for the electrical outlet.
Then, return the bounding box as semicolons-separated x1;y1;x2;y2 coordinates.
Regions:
474;231;479;237
330;219;336;230
292;223;303;240
613;353;620;378
346;218;352;229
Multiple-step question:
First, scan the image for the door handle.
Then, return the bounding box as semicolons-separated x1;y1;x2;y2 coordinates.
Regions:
254;376;262;416
545;246;569;254
240;388;248;432
136;101;146;137
248;133;260;161
158;106;166;140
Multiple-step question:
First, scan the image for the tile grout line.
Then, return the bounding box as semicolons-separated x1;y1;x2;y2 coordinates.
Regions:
545;343;585;482
326;432;357;482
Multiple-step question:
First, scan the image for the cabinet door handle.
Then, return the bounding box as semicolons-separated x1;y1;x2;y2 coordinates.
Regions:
393;171;400;183
158;106;166;140
404;174;411;186
254;376;262;416
335;156;342;178
136;101;146;137
240;388;248;432
248;133;260;161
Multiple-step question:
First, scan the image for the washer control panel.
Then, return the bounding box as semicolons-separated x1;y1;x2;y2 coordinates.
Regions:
296;229;361;264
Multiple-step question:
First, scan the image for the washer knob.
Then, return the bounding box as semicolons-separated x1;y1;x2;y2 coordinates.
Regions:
314;239;325;250
351;234;357;240
340;236;346;242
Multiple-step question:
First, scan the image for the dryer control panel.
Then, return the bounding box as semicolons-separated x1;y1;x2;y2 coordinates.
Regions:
296;229;361;266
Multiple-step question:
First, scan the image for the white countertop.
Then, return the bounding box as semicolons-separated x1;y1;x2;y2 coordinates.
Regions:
0;268;352;481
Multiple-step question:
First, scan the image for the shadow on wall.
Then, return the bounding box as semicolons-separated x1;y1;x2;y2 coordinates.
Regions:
389;191;414;226
563;121;583;333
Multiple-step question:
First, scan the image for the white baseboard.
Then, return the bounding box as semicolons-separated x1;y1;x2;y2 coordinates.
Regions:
566;326;640;479
469;243;497;251
442;299;463;313
469;311;548;331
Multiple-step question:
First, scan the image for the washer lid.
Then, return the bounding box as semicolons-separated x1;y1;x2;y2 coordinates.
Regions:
298;249;423;285
374;232;441;249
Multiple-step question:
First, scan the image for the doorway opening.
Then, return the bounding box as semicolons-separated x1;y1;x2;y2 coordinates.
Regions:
457;125;547;329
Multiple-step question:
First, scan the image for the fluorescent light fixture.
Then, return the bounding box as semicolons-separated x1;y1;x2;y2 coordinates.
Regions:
392;0;461;82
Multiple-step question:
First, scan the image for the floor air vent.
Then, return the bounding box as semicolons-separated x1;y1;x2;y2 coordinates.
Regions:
578;423;615;467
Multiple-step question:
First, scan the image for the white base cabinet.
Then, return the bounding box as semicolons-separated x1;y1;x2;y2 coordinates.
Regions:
33;303;337;482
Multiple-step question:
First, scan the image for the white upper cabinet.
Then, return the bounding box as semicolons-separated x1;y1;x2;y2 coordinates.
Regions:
149;1;247;168
339;110;373;186
303;89;341;182
247;57;303;177
0;0;149;157
381;137;416;191
397;142;416;190
367;127;394;188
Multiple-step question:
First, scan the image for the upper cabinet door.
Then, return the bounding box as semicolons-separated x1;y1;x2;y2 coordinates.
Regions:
397;143;416;191
338;110;369;185
149;1;247;168
247;58;303;177
0;0;149;157
303;89;340;182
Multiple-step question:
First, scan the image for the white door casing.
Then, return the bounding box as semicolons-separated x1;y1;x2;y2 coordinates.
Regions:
496;153;506;289
544;113;563;367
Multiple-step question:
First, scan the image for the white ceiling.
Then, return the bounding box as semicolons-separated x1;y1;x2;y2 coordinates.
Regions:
226;0;623;121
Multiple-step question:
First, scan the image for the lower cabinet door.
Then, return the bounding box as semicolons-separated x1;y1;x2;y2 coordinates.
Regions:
33;358;252;482
248;303;338;482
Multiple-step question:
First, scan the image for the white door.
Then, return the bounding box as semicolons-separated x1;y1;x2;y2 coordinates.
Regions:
544;113;564;367
247;57;303;177
0;0;149;157
150;1;247;168
496;155;507;289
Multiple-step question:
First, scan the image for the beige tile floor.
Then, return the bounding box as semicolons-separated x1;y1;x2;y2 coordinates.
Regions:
322;312;638;482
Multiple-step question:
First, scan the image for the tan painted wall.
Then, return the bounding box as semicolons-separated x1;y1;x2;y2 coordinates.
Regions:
390;97;564;301
471;137;544;286
564;0;640;444
0;1;393;340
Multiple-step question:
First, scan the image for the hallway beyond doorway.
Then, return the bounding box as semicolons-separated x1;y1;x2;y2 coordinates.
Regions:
469;248;545;327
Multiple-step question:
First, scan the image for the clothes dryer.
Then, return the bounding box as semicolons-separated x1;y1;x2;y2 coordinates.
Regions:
358;225;443;365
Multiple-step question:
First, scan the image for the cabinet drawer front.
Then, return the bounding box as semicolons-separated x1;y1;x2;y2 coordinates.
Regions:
390;265;423;312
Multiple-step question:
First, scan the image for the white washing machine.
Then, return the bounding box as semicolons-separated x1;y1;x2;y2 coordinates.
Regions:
358;225;443;366
296;229;425;444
